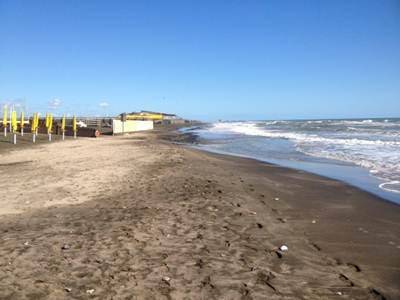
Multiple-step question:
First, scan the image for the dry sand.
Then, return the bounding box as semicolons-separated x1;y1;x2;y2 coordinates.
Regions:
0;130;399;299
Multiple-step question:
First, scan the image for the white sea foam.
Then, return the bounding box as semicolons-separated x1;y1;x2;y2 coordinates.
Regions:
207;120;400;194
209;122;400;146
379;181;400;194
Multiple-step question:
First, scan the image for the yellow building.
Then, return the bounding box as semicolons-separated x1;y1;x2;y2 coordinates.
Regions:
123;111;179;121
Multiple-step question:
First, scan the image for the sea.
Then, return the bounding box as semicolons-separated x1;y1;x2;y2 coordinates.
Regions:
182;118;400;205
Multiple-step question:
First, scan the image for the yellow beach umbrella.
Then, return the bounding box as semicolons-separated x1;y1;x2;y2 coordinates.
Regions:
31;113;39;143
35;113;39;132
61;114;66;140
72;115;77;138
11;111;17;132
20;111;25;134
31;113;36;133
45;113;49;129
61;114;66;132
2;106;7;128
31;113;38;133
47;113;53;134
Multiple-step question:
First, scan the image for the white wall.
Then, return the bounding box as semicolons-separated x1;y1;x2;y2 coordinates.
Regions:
112;120;153;134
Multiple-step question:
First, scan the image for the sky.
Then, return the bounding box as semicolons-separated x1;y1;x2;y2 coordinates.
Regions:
1;0;399;121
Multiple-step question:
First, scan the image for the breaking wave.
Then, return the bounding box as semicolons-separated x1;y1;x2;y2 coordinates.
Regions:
208;119;400;194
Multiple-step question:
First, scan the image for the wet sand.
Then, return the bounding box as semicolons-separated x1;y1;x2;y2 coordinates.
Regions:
0;130;399;299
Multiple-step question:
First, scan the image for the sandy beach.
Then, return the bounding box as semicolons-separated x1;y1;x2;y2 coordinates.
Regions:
0;129;399;299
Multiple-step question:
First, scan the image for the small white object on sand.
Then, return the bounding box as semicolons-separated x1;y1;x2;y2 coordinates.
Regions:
162;276;171;284
274;197;279;201
86;289;95;295
312;220;316;224
279;245;288;251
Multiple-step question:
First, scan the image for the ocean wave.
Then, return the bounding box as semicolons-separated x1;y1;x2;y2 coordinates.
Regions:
208;121;400;193
209;122;400;146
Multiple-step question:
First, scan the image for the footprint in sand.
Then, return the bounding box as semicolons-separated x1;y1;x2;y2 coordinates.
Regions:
201;275;215;289
339;273;355;287
256;271;277;292
347;262;361;272
195;258;204;268
369;288;386;300
265;249;283;259
311;243;321;251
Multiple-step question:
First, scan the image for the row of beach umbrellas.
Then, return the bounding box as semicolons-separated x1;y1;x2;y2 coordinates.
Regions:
2;106;78;144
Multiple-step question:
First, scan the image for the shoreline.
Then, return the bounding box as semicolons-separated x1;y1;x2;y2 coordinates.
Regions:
174;126;400;205
156;128;400;298
0;129;399;299
191;145;399;206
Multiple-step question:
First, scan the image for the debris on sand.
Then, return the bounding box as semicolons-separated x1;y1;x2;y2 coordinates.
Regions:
162;276;171;285
61;244;70;250
279;245;288;252
86;289;95;295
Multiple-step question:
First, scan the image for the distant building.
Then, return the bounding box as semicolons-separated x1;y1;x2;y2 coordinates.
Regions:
140;111;179;120
121;111;185;124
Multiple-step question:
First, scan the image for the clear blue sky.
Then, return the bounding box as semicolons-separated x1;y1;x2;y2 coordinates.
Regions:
1;0;399;120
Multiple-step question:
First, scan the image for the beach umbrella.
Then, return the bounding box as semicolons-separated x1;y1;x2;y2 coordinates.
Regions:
31;113;39;143
72;115;77;138
45;113;49;129
11;110;17;144
47;113;53;141
20;111;25;136
2;105;7;136
35;113;39;134
61;114;66;140
11;111;17;132
31;114;35;133
48;114;53;133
